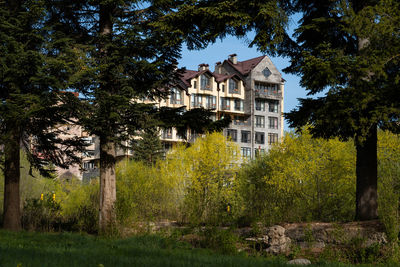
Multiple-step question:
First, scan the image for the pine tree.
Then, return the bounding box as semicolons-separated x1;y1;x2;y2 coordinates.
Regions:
284;0;400;220
132;128;164;165
0;0;85;230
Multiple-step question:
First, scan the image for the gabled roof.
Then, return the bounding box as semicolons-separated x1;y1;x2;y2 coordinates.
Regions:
213;73;241;83
225;55;265;76
179;69;217;88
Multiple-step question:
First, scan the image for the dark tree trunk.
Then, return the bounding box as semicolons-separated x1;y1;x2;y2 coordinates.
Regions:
99;137;117;233
355;125;378;220
3;123;21;231
97;3;117;234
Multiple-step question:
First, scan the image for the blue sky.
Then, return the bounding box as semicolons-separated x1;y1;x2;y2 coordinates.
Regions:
178;15;304;131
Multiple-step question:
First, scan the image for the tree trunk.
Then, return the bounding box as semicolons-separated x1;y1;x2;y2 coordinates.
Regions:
99;137;117;233
98;3;116;234
355;125;378;220
3;124;21;231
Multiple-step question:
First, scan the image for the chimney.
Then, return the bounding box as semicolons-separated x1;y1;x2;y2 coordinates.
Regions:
215;61;222;74
228;53;237;64
198;63;209;71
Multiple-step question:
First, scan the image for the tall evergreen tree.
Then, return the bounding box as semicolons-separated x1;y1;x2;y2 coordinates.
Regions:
48;0;200;232
132;127;164;165
285;0;400;220
0;0;85;230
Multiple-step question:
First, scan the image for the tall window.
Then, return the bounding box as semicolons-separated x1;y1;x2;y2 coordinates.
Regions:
162;128;173;139
269;100;279;112
170;88;183;104
255;99;265;111
241;130;251;143
234;99;244;111
221;84;225;92
268;133;279;144
255;115;265;128
220;97;230;110
255;132;265;144
191;94;202;108
241;147;251;158
226;129;237;142
269;117;278;129
205;95;217;109
200;74;211;90
193;80;197;89
229;78;239;94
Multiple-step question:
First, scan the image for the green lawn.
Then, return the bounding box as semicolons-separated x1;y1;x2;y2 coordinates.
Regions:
0;230;390;267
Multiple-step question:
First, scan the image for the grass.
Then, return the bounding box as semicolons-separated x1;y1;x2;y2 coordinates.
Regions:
0;230;395;267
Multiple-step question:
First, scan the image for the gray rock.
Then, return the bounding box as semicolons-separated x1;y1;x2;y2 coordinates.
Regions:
264;225;291;254
287;258;311;265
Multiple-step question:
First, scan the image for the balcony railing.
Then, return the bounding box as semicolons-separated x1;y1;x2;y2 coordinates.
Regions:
255;89;282;99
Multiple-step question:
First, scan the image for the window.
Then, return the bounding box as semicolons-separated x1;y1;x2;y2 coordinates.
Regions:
226;129;237;142
162;128;173;139
254;148;265;157
269;117;278;129
268;133;279;144
221;84;225;92
241;147;251;158
229;79;239;94
255;99;265;111
193;80;197;89
255;132;265;144
220;97;230;110
241;130;251;143
234;99;244;111
83;161;95;170
170;88;183;104
255;115;265;128
200;74;211;90
233;116;250;126
269;100;279;112
205;95;217;109
191;94;202;108
255;82;279;96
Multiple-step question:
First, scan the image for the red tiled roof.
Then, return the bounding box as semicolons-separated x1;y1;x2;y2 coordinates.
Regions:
179;69;214;87
213;73;239;83
226;55;265;75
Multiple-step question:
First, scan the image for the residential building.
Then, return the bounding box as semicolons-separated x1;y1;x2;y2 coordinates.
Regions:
157;54;284;159
60;54;284;179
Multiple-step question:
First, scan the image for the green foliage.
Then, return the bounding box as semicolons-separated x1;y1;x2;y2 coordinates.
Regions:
116;132;240;226
21;193;62;231
177;132;240;225
238;129;356;225
0;230;341;267
132;128;164;165
116;160;175;224
377;131;400;242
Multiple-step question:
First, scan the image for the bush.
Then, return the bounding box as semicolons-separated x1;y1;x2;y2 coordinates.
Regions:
238;129;356;225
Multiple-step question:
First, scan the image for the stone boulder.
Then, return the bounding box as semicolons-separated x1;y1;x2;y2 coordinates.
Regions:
264;225;291;254
287;258;311;265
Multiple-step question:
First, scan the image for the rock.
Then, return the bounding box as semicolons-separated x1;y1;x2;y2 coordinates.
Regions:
264;225;291;254
287;258;311;265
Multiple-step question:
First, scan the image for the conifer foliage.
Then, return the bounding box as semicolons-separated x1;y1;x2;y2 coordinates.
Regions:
0;0;84;230
47;0;186;233
285;0;400;220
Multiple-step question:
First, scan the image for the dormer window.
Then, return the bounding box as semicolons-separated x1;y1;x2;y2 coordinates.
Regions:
229;78;239;94
200;74;211;90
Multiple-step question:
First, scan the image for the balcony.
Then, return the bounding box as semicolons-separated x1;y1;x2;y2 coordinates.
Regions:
255;89;282;99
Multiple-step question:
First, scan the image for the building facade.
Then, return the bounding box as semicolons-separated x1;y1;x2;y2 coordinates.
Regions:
158;54;284;159
58;54;284;179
